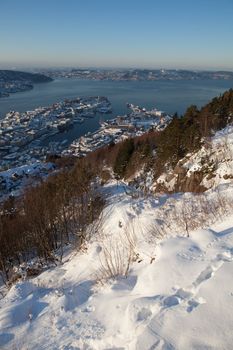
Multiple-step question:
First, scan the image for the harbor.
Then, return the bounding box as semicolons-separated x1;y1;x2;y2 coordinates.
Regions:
0;97;171;199
65;103;172;157
0;96;112;170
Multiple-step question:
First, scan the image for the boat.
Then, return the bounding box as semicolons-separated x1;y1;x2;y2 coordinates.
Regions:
74;117;84;124
80;112;95;118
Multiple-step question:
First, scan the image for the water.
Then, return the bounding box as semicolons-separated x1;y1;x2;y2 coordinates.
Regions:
1;78;233;145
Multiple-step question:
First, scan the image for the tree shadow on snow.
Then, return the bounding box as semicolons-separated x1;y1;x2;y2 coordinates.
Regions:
0;333;14;347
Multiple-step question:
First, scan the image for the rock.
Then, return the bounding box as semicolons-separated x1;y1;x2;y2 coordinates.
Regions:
174;165;187;175
223;174;233;180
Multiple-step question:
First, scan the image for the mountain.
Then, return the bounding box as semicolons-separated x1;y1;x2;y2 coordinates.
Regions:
43;68;233;81
0;70;53;83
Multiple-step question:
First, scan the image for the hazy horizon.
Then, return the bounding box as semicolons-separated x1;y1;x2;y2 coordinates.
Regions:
1;64;233;73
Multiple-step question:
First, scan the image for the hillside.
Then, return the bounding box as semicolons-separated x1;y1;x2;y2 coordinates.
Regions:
0;91;233;349
0;70;52;97
0;177;233;349
43;68;233;81
0;70;52;83
101;89;233;191
154;125;233;193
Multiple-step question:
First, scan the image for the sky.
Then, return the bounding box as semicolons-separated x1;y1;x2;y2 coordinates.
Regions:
1;0;233;70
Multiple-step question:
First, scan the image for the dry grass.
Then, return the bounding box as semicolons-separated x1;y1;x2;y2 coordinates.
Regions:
96;223;137;282
155;190;233;238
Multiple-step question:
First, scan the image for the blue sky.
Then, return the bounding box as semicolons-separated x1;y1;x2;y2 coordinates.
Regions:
1;0;233;70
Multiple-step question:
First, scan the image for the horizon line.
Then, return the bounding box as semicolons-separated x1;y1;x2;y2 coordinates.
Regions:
1;66;233;73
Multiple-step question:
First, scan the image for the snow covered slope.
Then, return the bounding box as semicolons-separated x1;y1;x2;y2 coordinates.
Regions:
0;179;233;350
155;125;233;193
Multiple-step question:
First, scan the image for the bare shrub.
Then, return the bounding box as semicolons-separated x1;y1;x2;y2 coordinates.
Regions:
0;157;105;284
158;190;233;238
96;224;137;282
147;221;166;242
221;132;233;161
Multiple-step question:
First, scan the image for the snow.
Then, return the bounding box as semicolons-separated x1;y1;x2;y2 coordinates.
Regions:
155;125;233;192
0;162;54;179
0;161;55;200
0;178;233;349
1;126;233;349
185;126;233;186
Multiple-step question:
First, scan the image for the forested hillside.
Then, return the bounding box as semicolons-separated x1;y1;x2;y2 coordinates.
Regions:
90;88;233;185
0;70;52;83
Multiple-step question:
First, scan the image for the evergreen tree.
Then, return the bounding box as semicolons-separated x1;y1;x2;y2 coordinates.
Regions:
113;139;135;178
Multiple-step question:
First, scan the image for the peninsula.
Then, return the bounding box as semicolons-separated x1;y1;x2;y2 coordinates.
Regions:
0;70;52;98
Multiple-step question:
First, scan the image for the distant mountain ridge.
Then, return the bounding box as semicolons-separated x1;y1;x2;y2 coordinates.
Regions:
0;70;52;83
43;68;233;81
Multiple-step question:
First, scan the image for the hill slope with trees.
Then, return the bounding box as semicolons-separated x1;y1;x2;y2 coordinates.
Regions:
0;70;52;83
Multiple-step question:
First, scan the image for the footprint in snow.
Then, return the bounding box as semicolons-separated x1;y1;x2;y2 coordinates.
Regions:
217;251;233;262
162;295;180;307
137;307;152;322
187;297;206;313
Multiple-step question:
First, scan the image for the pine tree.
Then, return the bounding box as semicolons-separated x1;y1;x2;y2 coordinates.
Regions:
113;139;135;178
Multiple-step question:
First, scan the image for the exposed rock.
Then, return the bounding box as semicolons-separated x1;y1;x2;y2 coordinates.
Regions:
174;164;187;175
223;174;233;180
166;173;176;182
26;267;42;278
176;171;207;193
206;173;216;180
154;166;208;194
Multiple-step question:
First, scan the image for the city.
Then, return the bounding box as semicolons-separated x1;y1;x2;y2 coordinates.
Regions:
0;1;233;349
39;68;233;81
0;98;171;199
